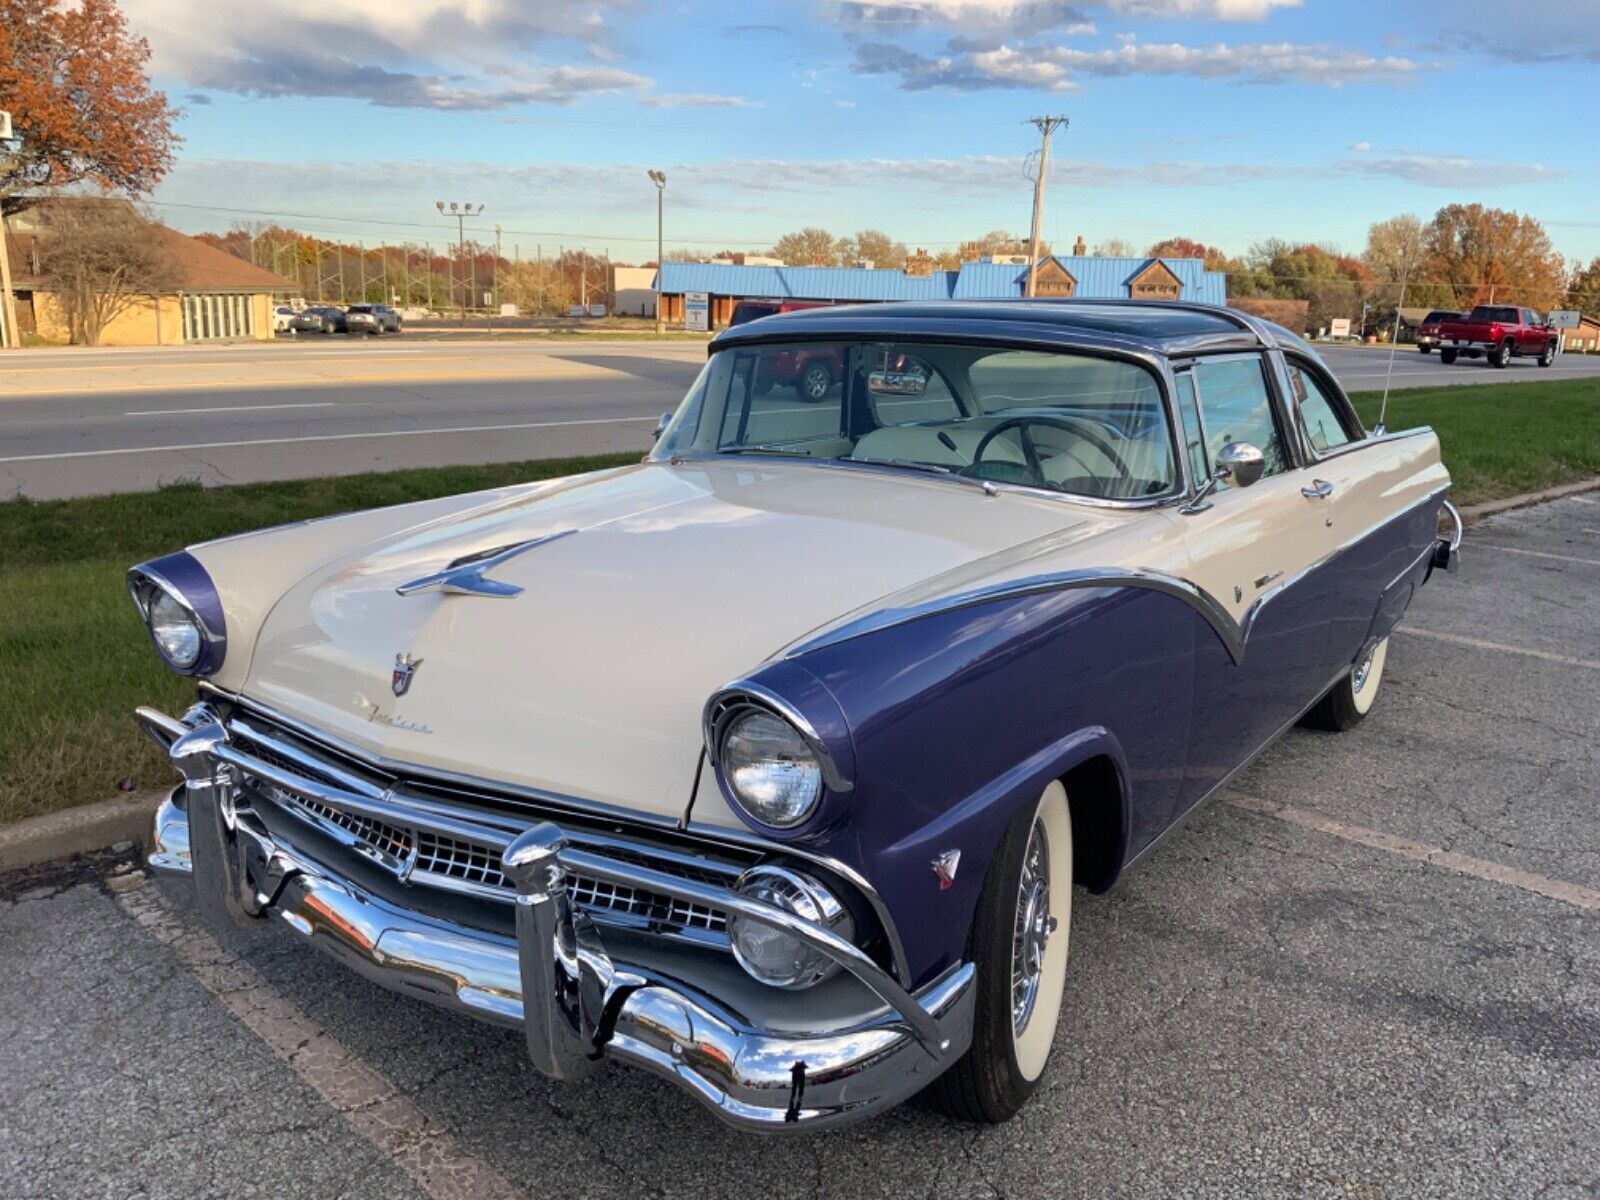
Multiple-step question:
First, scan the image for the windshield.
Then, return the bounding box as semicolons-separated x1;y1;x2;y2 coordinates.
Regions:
653;341;1177;501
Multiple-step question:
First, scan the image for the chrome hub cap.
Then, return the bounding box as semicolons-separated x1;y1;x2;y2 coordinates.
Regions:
1011;820;1056;1036
1353;647;1375;693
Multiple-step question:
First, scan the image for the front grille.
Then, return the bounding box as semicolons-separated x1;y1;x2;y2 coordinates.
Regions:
231;722;739;941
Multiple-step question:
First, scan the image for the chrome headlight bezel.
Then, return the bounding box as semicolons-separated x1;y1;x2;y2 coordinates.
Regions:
703;685;851;832
127;554;227;677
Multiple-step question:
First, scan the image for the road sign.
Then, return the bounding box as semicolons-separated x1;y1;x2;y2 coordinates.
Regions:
1329;318;1351;338
684;292;709;333
1548;310;1581;329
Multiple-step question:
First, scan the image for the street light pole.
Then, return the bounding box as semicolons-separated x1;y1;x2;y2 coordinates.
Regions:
0;110;22;349
435;201;483;326
1024;115;1067;299
648;170;666;334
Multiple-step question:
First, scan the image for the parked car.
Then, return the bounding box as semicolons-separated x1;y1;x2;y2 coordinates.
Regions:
729;298;834;327
128;300;1459;1132
372;303;403;333
344;305;385;336
289;306;346;335
1436;305;1558;367
272;305;298;335
1414;310;1462;353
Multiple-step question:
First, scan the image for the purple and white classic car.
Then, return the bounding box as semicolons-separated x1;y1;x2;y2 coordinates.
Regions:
129;300;1461;1130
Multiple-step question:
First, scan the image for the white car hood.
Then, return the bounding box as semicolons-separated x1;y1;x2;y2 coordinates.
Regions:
242;460;1098;824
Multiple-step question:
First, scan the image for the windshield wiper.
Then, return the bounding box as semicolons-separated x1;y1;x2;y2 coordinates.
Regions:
838;456;999;493
714;446;811;458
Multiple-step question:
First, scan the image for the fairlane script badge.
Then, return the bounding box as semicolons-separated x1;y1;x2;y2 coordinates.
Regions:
391;652;423;697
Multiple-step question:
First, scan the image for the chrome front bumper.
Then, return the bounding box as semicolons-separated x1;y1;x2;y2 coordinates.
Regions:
139;707;973;1131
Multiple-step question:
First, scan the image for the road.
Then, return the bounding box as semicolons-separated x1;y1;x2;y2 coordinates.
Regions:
3;495;1597;1198
3;337;1598;500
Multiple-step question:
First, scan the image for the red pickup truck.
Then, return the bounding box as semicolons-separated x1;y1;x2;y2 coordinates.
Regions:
1437;305;1558;368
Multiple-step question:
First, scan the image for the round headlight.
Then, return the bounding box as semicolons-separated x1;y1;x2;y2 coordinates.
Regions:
147;589;203;670
728;866;855;989
719;709;823;829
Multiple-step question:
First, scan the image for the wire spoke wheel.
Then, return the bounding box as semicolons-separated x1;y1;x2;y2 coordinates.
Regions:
1010;818;1056;1038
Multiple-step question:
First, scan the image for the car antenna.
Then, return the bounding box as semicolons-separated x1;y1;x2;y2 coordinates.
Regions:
1375;250;1410;435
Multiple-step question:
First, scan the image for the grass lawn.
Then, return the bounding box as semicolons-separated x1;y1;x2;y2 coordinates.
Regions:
2;376;1596;825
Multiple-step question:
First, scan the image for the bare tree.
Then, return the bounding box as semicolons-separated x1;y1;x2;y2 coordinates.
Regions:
35;199;178;345
1093;238;1140;258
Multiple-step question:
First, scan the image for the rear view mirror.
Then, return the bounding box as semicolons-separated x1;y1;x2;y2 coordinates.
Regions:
868;353;931;397
652;412;672;442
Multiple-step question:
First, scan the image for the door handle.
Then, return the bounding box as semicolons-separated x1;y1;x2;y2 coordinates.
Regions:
1301;479;1334;500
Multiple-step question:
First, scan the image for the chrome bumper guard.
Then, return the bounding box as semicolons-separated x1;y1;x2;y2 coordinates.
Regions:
1434;498;1463;575
136;706;973;1130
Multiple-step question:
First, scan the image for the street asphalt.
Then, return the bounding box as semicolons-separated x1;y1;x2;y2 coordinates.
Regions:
2;495;1596;1199
3;336;1599;500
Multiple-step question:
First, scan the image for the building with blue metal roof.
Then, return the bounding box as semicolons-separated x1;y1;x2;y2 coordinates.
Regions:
653;255;1226;327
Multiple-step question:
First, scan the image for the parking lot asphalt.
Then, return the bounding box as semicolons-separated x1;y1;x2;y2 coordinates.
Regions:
4;337;1598;499
2;495;1597;1199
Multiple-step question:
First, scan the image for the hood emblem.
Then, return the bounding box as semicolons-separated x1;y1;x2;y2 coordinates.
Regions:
391;653;423;697
395;530;577;599
932;850;961;890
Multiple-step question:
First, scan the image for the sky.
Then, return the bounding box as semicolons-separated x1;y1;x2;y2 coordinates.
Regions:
124;0;1600;265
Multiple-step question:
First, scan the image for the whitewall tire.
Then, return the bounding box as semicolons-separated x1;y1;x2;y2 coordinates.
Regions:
1304;636;1389;731
927;781;1073;1122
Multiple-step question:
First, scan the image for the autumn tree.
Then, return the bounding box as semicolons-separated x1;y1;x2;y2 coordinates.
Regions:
1569;257;1600;317
1423;203;1566;310
956;229;1040;261
840;228;908;268
1091;238;1139;258
771;227;843;266
0;0;179;202
34;198;176;344
1244;240;1371;332
1146;237;1228;268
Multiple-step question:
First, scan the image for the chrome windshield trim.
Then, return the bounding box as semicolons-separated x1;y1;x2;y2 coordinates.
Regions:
192;684;913;984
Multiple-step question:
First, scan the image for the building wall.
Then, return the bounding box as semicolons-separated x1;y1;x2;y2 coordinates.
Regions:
32;290;275;345
33;291;185;346
1560;319;1600;352
612;266;657;317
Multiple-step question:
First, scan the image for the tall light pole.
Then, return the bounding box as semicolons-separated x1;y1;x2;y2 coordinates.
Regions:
648;170;666;334
0;110;21;349
493;222;503;311
1024;115;1067;299
435;201;483;325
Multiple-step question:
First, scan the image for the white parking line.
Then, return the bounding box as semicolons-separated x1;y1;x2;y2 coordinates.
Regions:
0;415;656;463
128;402;340;417
1226;793;1600;911
112;874;527;1200
1396;627;1600;670
1474;544;1600;567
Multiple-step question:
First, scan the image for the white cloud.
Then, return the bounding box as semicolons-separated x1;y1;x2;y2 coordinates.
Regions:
1101;0;1301;18
638;93;753;108
1335;153;1563;188
1349;140;1371;152
854;39;1435;90
121;0;646;109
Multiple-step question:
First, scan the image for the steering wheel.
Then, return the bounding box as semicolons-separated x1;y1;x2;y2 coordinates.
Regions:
964;414;1132;491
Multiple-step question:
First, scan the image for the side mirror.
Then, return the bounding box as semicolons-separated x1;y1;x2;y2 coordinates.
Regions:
652;412;672;442
1215;441;1265;489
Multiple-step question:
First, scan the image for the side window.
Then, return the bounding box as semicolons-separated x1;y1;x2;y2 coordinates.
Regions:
1191;357;1288;486
1172;370;1209;487
1286;360;1355;454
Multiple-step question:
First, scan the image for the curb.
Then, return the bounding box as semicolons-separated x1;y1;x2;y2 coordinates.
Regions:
1458;476;1600;523
0;789;167;873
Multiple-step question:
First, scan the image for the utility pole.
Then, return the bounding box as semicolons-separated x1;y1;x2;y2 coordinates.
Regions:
493;223;503;311
0;110;22;349
648;170;667;333
1024;115;1068;299
435;201;483;325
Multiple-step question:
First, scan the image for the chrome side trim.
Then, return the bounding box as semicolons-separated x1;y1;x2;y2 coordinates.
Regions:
787;566;1247;665
193;683;913;984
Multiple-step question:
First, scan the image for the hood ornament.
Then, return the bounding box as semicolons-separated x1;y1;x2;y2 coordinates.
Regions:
396;530;577;599
391;653;423;697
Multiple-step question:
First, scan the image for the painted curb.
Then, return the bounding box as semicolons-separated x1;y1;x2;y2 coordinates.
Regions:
1458;476;1600;523
0;789;167;873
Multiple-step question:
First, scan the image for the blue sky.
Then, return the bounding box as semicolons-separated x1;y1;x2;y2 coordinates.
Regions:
125;0;1600;265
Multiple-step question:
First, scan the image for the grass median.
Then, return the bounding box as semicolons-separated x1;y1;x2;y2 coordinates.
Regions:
3;377;1597;826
